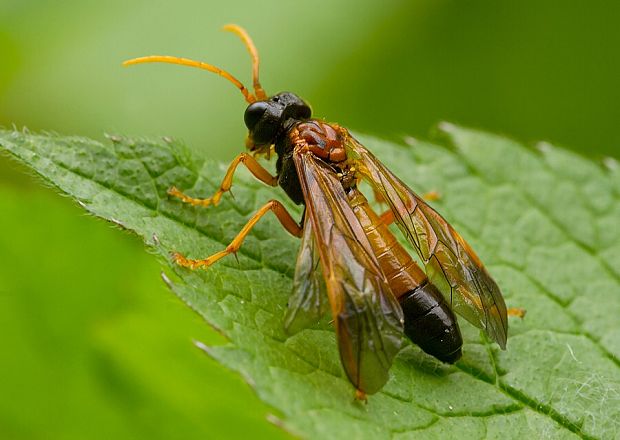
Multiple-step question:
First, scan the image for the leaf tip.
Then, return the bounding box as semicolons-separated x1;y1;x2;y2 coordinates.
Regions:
603;156;619;172
160;271;174;289
402;135;419;147
193;339;210;352
535;141;554;154
108;217;127;230
151;233;161;246
266;413;286;429
104;133;123;143
437;121;458;134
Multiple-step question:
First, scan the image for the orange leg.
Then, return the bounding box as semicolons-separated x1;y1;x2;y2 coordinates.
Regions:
379;209;395;226
169;152;278;207
422;190;441;202
372;188;386;205
173;200;302;269
508;307;526;318
354;389;368;403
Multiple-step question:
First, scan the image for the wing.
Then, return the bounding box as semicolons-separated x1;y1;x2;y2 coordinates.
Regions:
294;149;404;395
346;136;508;348
283;216;329;335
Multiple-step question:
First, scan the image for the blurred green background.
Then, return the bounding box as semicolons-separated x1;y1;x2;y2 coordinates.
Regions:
1;1;619;438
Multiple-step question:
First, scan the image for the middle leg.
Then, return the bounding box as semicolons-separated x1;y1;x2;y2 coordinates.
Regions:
169;152;278;207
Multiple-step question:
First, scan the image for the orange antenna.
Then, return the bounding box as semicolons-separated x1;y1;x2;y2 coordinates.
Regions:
222;24;267;100
122;55;257;104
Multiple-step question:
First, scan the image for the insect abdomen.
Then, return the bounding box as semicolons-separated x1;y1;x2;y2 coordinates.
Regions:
348;189;462;363
399;282;462;363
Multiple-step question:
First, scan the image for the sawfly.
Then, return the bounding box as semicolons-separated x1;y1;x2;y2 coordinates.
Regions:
124;25;523;399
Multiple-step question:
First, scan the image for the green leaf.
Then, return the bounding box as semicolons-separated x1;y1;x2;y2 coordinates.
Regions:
1;124;619;440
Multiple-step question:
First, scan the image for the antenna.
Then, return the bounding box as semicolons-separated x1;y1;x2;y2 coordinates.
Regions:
222;24;267;100
122;25;268;104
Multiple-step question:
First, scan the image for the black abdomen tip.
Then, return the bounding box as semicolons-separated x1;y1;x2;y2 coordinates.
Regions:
435;346;462;364
399;282;463;364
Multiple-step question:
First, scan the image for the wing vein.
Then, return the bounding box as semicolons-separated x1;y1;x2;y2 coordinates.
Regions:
345;134;508;348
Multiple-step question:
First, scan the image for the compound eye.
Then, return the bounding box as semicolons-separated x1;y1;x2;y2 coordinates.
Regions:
244;101;269;130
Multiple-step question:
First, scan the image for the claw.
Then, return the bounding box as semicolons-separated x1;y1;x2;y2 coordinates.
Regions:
168;186;219;207
507;307;526;318
354;389;368;403
423;190;441;202
171;251;186;266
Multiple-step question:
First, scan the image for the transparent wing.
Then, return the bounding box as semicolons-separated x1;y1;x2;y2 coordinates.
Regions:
346;136;508;348
283;216;329;335
294;150;404;395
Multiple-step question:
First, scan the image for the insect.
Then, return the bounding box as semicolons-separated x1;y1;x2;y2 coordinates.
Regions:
124;25;523;399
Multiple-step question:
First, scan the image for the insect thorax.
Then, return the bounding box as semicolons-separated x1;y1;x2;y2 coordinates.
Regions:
275;120;349;206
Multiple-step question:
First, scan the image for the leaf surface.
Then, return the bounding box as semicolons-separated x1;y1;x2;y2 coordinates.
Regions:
1;124;619;439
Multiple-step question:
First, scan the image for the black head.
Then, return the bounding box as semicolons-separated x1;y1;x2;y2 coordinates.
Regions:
244;92;311;147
